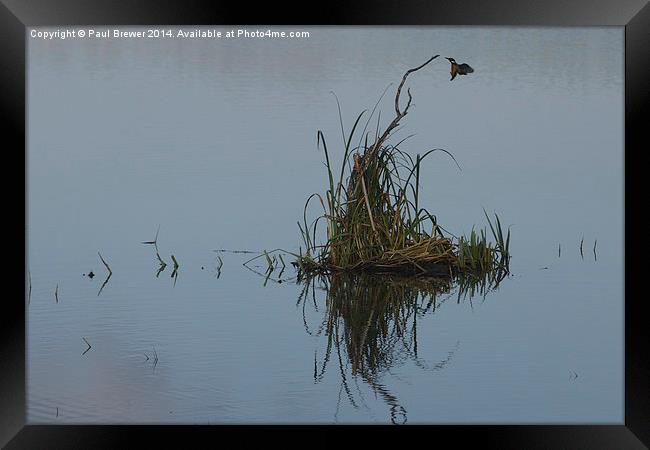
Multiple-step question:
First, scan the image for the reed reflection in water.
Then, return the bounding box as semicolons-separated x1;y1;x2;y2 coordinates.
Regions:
297;271;506;423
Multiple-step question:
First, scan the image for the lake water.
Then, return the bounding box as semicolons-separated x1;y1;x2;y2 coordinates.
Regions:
27;26;624;424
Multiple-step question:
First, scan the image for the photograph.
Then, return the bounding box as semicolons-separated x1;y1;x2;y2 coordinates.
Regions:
25;25;625;425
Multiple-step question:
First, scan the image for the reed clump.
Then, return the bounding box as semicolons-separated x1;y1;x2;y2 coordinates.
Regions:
295;55;510;278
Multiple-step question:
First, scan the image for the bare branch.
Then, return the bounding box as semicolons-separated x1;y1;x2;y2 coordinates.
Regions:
370;55;439;158
395;55;439;116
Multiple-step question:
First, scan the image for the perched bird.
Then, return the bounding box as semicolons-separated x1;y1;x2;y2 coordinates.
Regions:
446;57;474;81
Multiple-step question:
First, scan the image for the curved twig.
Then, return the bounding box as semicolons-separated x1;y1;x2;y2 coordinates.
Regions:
369;55;440;158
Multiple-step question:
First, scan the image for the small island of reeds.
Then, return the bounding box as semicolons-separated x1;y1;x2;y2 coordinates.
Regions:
293;55;511;282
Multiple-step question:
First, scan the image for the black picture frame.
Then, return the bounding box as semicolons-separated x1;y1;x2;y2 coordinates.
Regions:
2;1;647;447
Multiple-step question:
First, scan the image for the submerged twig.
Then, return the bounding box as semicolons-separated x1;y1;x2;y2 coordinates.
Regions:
156;261;167;277
98;251;112;275
171;254;179;286
242;259;297;285
579;236;584;259
215;255;223;278
142;224;161;245
55;284;59;303
241;249;300;284
143;225;169;277
97;252;113;296
243;249;299;267
98;272;112;296
214;249;258;254
155;246;167;277
82;337;92;355
263;250;274;273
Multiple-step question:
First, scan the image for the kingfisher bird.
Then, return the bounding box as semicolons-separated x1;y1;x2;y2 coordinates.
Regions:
446;57;474;81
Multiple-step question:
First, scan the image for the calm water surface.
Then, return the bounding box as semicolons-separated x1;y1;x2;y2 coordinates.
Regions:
27;26;623;424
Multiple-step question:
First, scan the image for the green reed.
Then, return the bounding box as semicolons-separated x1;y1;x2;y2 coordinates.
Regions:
296;56;510;278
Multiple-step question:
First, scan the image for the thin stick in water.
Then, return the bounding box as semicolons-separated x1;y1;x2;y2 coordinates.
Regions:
98;272;112;296
580;236;584;259
142;224;160;244
82;337;92;355
170;255;179;286
215;256;223;278
98;251;112;275
156;248;167;276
